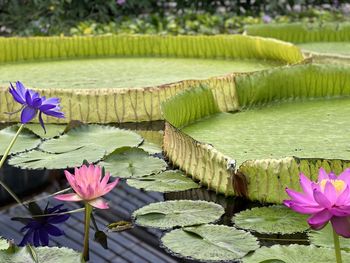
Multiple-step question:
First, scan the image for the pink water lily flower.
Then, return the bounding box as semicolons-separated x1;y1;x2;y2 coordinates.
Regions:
55;164;119;209
284;168;350;237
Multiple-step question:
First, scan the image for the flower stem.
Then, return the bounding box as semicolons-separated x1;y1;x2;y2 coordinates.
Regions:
83;203;92;262
0;124;25;206
333;228;343;263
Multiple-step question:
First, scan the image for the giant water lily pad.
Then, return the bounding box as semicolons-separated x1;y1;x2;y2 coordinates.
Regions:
100;148;167;178
308;223;350;251
132;200;224;229
127;170;200;192
161;224;259;262
0;246;81;263
233;205;309;234
182;98;350;167
8;147;105;169
40;125;142;154
243;244;350;263
298;42;350;56
0;57;282;90
0;126;40;155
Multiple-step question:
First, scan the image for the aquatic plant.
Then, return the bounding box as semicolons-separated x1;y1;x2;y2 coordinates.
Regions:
284;168;350;263
16;204;70;247
8;81;64;132
55;164;119;209
55;164;119;261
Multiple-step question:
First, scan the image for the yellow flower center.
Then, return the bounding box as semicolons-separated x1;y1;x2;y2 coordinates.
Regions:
320;179;346;193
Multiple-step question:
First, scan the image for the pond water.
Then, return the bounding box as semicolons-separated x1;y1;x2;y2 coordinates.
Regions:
0;57;282;89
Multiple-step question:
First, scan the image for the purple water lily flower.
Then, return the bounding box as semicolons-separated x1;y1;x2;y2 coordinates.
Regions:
9;81;64;132
17;204;70;247
284;168;350;237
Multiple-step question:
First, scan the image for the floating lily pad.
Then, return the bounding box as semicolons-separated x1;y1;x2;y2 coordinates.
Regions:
8;147;106;170
139;141;163;154
127;171;200;192
24;124;66;139
308;223;350;252
0;126;40;155
100;148;167;178
243;244;350;263
40;125;142;154
233;205;309;234
136;130;163;154
161;224;259;262
0;238;8;250
132;200;224;229
0;246;81;263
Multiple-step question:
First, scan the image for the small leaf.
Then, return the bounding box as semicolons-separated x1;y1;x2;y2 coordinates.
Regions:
100;148;167;178
161;224;259;262
40;124;142;155
107;221;133;232
94;231;108;249
233;205;309;234
23;124;66;139
242;244;350;263
127;170;200;192
133;200;224;229
8;147;106;170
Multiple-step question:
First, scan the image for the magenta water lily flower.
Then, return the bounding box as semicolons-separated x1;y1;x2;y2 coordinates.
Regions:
55;164;119;209
9;81;64;132
284;168;350;237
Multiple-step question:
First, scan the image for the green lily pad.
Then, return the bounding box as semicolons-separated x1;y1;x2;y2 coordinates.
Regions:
0;238;8;250
233;205;309;234
243;244;350;263
161;224;259;262
132;200;224;229
0;126;40;155
136;130;163;154
0;246;81;263
308;223;350;252
100;148;167;178
40;125;142;154
24;124;66;139
127;170;200;192
8;147;106;170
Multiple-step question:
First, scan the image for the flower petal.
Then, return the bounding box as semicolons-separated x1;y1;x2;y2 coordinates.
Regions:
283;200;323;214
55;193;82;202
307;209;332;230
38;112;46;134
39;228;49;246
318;168;330;182
313;189;332;208
299;173;313;197
45;224;64;236
20;106;37;123
324;181;337;205
285;188;315;204
338;168;350;185
336;185;350;206
331;216;350;238
19;228;34;247
88;198;109;209
33;230;40;247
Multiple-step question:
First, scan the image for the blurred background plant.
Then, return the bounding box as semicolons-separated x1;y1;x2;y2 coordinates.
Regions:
0;0;349;36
